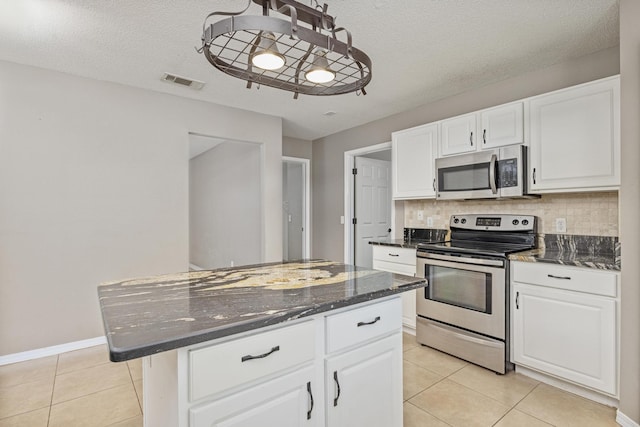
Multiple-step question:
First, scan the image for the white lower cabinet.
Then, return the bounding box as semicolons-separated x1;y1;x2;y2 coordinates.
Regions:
325;334;402;427
190;366;317;427
371;246;417;329
144;297;404;427
511;262;618;396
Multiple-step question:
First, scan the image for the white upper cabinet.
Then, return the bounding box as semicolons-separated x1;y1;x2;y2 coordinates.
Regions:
392;123;438;200
440;102;524;156
528;76;620;193
480;102;524;149
440;113;477;156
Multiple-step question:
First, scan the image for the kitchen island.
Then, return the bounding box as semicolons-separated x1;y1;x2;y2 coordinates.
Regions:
98;259;426;427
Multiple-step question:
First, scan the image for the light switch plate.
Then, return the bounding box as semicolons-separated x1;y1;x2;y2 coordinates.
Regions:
417;211;424;220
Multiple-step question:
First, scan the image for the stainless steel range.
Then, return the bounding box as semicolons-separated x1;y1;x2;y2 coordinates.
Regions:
415;214;536;374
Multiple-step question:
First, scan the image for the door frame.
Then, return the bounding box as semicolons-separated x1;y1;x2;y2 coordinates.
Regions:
283;156;311;259
343;142;395;265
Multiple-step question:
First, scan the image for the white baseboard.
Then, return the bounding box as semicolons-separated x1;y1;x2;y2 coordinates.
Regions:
515;365;619;408
189;263;204;271
402;323;416;336
617;410;640;427
0;336;107;366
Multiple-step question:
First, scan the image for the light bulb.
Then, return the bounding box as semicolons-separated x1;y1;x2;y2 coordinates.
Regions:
251;32;285;71
304;50;335;84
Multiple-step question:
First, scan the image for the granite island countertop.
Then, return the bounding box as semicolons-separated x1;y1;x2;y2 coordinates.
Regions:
98;259;426;362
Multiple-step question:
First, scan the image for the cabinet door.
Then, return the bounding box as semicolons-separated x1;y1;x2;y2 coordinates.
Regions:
190;366;319;427
529;76;620;192
440;113;476;156
480;102;523;148
512;282;616;395
326;334;402;427
391;123;437;199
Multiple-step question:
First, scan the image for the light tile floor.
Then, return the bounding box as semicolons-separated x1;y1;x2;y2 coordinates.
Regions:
0;334;618;426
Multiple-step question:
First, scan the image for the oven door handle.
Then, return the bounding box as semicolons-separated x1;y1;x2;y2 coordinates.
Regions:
489;154;498;195
429;322;503;349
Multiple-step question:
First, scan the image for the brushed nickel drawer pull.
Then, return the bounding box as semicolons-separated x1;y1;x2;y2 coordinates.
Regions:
241;345;280;362
388;253;400;257
357;316;381;327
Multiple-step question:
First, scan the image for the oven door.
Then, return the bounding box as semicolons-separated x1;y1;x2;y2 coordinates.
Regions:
416;252;505;339
435;150;498;200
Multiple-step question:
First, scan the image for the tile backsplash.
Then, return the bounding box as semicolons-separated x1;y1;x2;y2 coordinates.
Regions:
404;192;618;236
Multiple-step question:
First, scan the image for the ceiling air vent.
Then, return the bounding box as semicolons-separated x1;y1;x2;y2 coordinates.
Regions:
161;73;205;90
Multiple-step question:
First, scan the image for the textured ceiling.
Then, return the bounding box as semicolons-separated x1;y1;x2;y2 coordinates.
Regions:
0;0;619;140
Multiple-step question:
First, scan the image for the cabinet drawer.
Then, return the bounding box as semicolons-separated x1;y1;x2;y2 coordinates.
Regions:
372;260;416;276
512;262;617;297
371;246;416;265
189;321;315;402
325;298;402;354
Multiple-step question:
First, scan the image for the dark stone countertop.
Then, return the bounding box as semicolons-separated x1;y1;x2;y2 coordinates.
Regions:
98;260;426;362
509;249;620;271
369;228;448;249
368;238;422;249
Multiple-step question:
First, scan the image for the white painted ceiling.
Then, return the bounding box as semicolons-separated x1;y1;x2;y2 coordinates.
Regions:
0;0;619;140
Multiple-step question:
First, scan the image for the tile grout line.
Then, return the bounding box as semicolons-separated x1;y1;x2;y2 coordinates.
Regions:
46;355;60;427
507;383;558;426
406;400;454;427
127;362;143;414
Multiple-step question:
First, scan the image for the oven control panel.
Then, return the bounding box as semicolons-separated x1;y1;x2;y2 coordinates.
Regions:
450;214;536;232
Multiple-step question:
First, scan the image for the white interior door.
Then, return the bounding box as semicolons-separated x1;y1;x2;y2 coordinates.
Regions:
354;157;392;268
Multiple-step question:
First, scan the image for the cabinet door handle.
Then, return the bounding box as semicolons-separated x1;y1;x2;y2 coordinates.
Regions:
548;274;572;280
483;129;487;144
516;291;519;310
357;316;381;327
333;371;341;406
388;253;399;257
533;168;536;184
470;131;474;146
241;345;280;362
433;178;436;192
306;381;314;420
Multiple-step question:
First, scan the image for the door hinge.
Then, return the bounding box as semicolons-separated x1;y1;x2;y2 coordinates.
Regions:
352;168;357;175
352;218;357;225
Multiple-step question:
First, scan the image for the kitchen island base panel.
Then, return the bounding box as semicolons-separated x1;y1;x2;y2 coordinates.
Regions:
143;297;403;427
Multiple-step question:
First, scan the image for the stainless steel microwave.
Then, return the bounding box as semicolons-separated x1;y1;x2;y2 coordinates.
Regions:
435;145;533;200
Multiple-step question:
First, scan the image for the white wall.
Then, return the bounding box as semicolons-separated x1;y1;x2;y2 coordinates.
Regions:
619;0;640;422
0;60;282;355
190;141;262;269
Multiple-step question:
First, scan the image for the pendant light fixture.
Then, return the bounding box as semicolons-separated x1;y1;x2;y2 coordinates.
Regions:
198;0;372;98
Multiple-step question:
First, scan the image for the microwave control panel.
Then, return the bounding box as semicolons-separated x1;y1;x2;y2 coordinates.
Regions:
497;158;518;188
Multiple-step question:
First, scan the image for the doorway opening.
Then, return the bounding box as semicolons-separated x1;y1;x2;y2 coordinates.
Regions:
344;142;398;267
188;133;264;270
282;157;311;260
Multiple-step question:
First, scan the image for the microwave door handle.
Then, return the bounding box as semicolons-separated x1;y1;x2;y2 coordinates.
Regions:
489;154;498;194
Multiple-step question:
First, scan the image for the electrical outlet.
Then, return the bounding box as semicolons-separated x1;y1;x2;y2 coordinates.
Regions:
426;216;434;227
417;210;424;220
555;218;567;233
